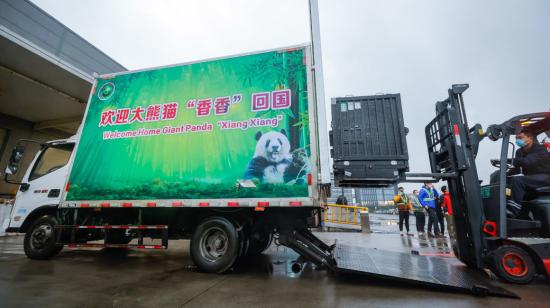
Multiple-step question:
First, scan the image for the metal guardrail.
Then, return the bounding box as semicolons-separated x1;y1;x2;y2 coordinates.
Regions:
323;204;369;226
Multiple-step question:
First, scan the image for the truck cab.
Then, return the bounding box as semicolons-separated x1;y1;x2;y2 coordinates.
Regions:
4;137;76;233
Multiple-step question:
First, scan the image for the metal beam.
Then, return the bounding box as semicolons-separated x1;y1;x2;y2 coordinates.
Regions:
0;65;85;104
34;116;82;130
308;0;331;184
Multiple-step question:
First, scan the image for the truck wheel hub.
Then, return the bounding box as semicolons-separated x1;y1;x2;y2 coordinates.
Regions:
200;227;228;261
31;224;53;249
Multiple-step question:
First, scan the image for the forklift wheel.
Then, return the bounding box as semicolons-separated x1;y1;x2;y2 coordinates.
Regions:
490;245;536;284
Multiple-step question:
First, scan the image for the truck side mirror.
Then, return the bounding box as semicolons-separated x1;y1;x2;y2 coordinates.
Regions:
6;146;25;175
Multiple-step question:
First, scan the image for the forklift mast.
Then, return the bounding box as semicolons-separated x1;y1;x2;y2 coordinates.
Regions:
425;84;487;268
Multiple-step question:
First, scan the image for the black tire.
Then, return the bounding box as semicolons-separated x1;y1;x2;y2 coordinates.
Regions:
247;226;273;255
190;217;240;274
238;227;250;259
228;218;249;259
24;215;63;260
490;245;536;284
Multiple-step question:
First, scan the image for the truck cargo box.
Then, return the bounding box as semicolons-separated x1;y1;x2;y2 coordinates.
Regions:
330;94;409;186
60;45;325;209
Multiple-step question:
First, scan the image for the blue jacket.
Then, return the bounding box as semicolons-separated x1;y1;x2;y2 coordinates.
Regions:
418;186;439;209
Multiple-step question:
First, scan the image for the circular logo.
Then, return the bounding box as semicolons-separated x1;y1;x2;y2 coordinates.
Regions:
98;82;115;100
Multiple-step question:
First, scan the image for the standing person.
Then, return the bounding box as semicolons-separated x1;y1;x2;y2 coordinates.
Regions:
335;194;348;205
394;187;413;236
435;187;446;238
418;182;440;238
440;185;455;238
410;189;425;236
440;186;453;215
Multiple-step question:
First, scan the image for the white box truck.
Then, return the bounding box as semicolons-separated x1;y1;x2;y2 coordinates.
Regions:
3;45;334;273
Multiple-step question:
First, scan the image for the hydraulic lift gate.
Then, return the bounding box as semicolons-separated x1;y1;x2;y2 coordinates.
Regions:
333;244;518;298
282;229;517;298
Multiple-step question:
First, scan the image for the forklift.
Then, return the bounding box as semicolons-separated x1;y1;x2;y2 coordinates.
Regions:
279;84;550;298
283;84;548;298
425;84;550;284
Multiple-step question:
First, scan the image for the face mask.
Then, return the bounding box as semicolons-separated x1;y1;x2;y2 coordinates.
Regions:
516;139;526;148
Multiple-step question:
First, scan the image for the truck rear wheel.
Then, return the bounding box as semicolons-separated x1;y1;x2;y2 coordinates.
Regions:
237;226;250;259
190;217;239;273
490;245;536;284
247;227;273;255
24;215;63;260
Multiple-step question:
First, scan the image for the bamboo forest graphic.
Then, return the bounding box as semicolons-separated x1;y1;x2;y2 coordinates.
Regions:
66;48;311;201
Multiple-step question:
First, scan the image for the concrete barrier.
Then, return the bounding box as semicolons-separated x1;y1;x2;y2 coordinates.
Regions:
360;211;372;233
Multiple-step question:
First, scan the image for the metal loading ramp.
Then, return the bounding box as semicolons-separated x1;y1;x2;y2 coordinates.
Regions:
333;244;518;298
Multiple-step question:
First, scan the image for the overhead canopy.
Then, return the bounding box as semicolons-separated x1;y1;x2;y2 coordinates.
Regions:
500;112;550;135
0;26;92;133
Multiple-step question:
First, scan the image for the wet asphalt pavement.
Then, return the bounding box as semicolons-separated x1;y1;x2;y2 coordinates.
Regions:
1;214;549;307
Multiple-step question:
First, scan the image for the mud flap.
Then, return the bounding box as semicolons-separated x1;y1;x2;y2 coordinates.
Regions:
334;244;518;298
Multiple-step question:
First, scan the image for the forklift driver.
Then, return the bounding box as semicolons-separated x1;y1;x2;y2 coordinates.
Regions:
507;129;550;217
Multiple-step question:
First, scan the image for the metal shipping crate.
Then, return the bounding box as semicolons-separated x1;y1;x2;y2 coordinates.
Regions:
330;94;409;186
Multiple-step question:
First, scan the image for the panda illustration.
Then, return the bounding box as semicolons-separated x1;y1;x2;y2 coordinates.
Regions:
244;130;292;183
284;147;310;185
244;129;311;184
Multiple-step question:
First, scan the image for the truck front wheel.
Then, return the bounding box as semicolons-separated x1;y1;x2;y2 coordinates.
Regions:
24;215;63;260
190;217;239;273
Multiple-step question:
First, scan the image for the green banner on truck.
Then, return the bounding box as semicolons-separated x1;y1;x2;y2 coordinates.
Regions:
66;47;312;201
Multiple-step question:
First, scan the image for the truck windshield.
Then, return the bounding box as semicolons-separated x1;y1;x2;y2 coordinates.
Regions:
29;143;74;181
